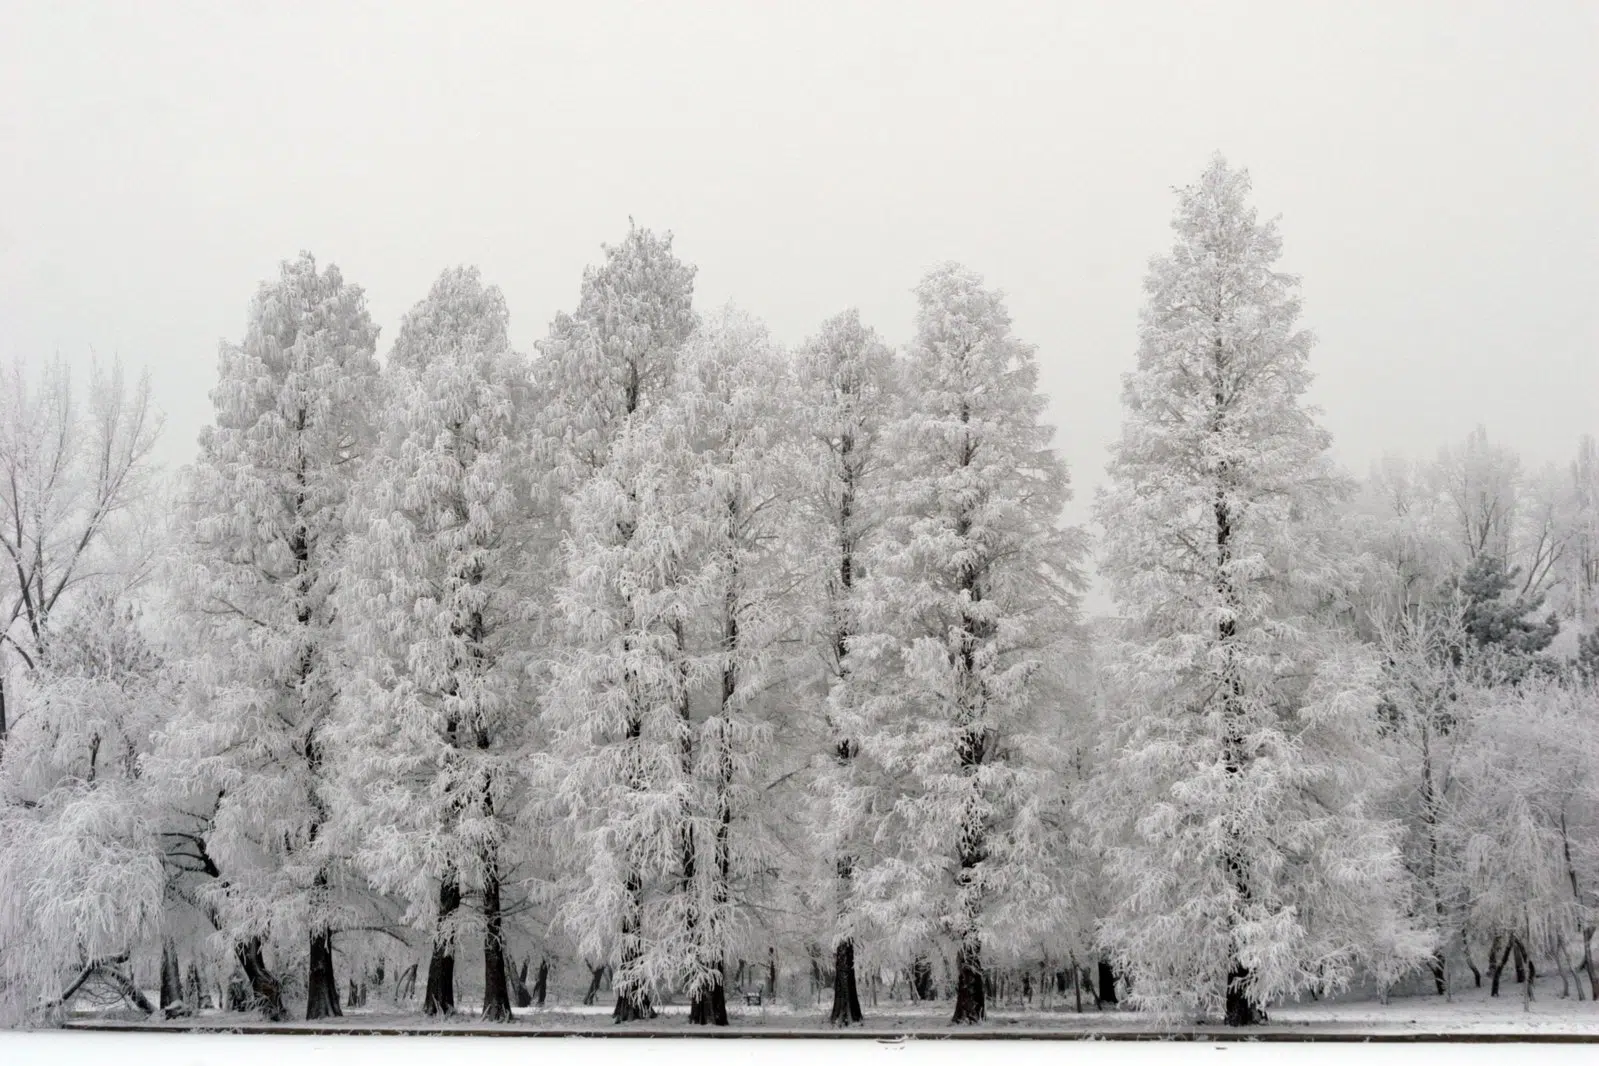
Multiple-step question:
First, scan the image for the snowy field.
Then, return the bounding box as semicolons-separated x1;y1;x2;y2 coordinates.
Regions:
29;981;1599;1038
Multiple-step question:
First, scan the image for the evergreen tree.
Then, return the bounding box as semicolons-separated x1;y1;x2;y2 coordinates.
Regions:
793;309;896;1026
166;252;380;1020
850;264;1081;1024
533;224;697;1023
1093;158;1428;1024
335;267;532;1021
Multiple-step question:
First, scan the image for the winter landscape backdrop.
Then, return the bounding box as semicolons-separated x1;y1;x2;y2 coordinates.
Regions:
0;0;1595;1040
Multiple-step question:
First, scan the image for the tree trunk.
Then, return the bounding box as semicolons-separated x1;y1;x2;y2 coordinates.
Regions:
1224;961;1267;1026
305;926;342;1020
1584;927;1598;1002
101;963;156;1016
612;868;656;1022
1096;958;1118;1005
395;963;418;1004
1513;937;1528;983
584;964;604;1006
1489;934;1508;997
510;957;533;1008
766;947;778;998
160;941;186;1017
830;938;864;1025
481;852;513;1022
1462;930;1482;989
689;961;730;1026
1428;951;1448;996
951;937;985;1024
534;958;549;1007
424;877;461;1015
234;937;286;1021
911;955;935;1000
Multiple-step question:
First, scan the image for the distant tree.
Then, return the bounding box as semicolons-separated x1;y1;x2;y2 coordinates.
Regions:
164;252;381;1020
849;263;1081;1024
0;356;160;759
1093;157;1428;1025
1451;554;1559;679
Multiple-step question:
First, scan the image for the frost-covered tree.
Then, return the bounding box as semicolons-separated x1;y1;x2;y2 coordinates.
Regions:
0;356;160;760
163;252;380;1020
669;307;797;1025
792;309;896;1025
1093;158;1428;1025
532;224;698;1023
334;267;532;1021
847;264;1081;1024
0;591;169;1023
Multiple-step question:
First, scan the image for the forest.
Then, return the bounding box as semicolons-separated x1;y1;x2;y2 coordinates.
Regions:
1;156;1595;1030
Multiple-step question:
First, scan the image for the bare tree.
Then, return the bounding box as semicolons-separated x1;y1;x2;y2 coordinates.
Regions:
0;355;161;756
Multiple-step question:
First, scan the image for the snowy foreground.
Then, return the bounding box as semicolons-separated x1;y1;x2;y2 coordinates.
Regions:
8;988;1599;1066
37;983;1599;1037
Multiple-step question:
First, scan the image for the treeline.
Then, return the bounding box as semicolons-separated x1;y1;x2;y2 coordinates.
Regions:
1;157;1595;1028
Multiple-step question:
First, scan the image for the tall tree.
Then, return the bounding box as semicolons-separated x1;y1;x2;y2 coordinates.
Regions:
793;309;896;1026
533;224;697;1023
335;267;532;1021
850;264;1081;1024
672;307;796;1025
167;252;380;1020
1093;158;1427;1025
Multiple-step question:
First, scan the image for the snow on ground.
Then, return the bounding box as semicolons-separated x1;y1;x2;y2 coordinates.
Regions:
28;979;1599;1037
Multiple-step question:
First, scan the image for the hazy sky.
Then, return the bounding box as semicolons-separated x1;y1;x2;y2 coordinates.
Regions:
3;1;1595;574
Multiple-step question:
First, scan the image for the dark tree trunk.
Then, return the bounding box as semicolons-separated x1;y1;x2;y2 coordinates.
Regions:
346;979;360;1008
1096;958;1118;1005
1490;934;1508;997
510;957;532;1008
689;961;730;1026
424;877;461;1015
1513;937;1528;983
534;958;549;1007
184;961;205;1012
481;856;513;1022
395;963;418;1004
1429;951;1448;995
911;955;936;1000
613;868;656;1022
101;963;156;1015
766;947;778;998
1463;931;1482;989
305;926;343;1020
1224;961;1267;1026
160;941;186;1017
951;939;985;1024
584;964;605;1006
233;938;286;1020
830;939;864;1025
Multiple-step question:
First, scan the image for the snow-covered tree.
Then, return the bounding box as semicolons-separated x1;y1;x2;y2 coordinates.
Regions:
532;224;698;1023
162;252;381;1020
334;267;533;1021
0;591;170;1024
0;356;160;761
1092;157;1428;1025
669;307;798;1024
847;263;1082;1024
792;308;897;1025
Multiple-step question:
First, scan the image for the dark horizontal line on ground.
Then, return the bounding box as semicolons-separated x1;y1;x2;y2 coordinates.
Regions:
56;1022;1599;1042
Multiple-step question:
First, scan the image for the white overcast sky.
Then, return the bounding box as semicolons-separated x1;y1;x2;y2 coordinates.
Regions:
2;1;1595;570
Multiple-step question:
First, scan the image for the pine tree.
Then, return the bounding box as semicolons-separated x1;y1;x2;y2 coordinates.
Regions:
672;307;796;1024
1093;158;1428;1024
335;266;532;1021
533;224;697;1023
167;252;380;1020
850;264;1081;1024
793;309;896;1026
